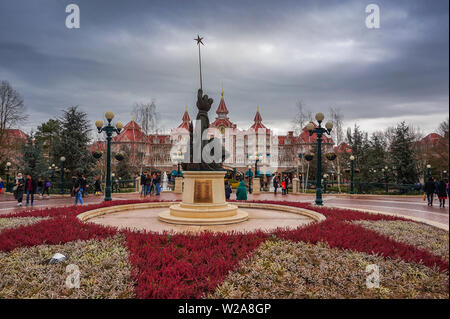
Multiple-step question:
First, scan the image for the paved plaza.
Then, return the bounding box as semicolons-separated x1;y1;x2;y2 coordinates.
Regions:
1;191;448;227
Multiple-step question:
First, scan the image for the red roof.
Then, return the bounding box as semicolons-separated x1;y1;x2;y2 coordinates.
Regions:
420;133;442;146
210;118;237;129
250;107;267;131
113;120;144;142
177;107;191;131
334;142;352;153
210;90;237;129
5;129;28;140
216;91;229;115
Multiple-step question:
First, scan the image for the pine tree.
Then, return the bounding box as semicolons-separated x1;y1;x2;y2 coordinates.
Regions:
21;136;46;177
389;122;418;184
51;106;94;176
35;119;61;158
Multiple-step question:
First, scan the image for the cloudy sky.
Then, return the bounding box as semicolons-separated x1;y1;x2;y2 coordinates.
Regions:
0;0;448;138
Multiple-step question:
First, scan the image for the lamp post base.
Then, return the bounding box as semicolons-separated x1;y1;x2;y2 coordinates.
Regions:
315;188;323;206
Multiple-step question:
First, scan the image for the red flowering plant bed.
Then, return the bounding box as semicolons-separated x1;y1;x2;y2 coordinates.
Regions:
0;199;448;299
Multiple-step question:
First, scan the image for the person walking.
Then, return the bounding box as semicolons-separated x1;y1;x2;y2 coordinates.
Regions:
154;172;161;196
446;180;449;199
437;179;447;208
43;178;51;197
281;177;286;195
36;178;43;198
94;176;102;195
25;174;37;207
434;179;440;201
225;181;232;200
139;172;146;198
73;174;84;205
273;176;279;195
14;173;25;206
144;172;152;197
284;176;290;195
424;177;436;207
0;177;3;195
236;180;248;200
81;174;87;197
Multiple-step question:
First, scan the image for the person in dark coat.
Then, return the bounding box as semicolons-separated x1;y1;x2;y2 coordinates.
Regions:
43;178;51;197
424;177;436;206
225;181;232;200
81;174;88;197
73;174;84;205
94;176;102;195
236;181;248;200
14;173;25;206
284;176;290;195
36;178;43;197
140;172;146;198
154;173;161;195
273;176;279;195
25;174;37;207
437;179;447;208
144;173;152;196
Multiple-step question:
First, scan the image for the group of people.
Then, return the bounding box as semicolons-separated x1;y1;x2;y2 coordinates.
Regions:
423;177;448;208
223;174;293;201
139;171;162;197
11;173;52;207
6;171;104;207
273;175;291;195
224;180;249;200
71;174;103;205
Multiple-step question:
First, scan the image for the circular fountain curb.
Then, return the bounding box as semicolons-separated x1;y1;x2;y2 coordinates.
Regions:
77;201;326;225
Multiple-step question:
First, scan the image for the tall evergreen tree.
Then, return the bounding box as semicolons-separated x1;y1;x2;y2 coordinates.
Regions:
51;106;94;176
35;119;61;157
21;135;46;177
389;122;418;184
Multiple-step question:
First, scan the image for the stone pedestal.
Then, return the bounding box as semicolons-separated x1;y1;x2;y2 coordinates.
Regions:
159;171;248;225
252;178;260;195
292;178;300;194
173;177;183;194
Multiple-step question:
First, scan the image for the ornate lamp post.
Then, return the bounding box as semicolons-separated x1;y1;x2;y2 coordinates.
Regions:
247;165;253;194
306;113;333;205
249;152;263;177
96;111;123;201
349;155;355;194
51;163;56;183
426;164;431;178
323;173;328;194
382;165;389;193
60;156;66;194
5;162;12;192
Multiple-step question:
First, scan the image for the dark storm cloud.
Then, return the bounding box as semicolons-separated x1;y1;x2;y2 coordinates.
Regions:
0;0;448;136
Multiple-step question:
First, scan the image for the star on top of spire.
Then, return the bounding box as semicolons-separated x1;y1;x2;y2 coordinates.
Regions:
194;35;204;45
